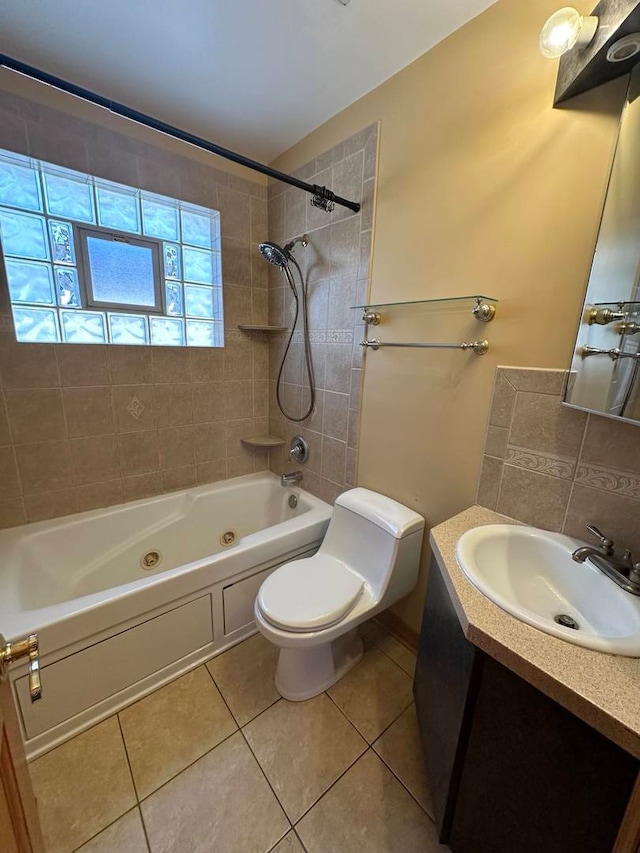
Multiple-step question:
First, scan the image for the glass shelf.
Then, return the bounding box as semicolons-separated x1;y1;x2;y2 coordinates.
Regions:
590;302;640;326
594;301;640;307
594;301;640;318
351;294;498;310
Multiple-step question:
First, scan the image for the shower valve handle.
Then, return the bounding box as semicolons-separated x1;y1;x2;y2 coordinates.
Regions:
289;435;309;464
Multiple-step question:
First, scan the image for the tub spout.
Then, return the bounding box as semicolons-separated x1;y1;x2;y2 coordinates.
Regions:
281;471;303;487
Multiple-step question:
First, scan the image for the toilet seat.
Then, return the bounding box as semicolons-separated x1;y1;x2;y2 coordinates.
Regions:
257;556;364;632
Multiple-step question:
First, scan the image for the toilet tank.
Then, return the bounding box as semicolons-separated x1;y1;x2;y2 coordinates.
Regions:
320;489;425;603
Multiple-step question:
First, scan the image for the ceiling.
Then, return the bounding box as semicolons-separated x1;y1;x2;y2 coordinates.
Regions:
0;0;496;163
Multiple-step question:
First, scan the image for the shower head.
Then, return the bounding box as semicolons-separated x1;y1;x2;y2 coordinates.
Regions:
259;241;290;267
258;235;310;267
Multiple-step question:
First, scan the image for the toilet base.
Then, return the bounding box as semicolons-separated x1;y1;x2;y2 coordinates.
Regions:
274;629;364;701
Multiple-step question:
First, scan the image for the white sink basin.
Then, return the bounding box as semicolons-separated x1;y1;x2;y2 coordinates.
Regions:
455;525;640;656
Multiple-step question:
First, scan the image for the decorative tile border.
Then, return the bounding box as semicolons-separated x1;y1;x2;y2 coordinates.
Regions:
326;330;354;344
291;330;354;344
506;445;575;480
575;464;640;500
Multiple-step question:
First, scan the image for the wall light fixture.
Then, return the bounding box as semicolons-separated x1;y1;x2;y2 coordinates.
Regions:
606;32;640;62
539;7;599;59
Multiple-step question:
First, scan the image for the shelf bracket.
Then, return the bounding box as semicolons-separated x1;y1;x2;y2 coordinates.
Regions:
472;299;496;323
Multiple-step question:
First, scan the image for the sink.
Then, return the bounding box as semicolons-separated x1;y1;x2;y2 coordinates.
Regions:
455;525;640;656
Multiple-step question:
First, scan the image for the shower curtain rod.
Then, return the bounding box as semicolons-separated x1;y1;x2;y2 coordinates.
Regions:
0;54;361;214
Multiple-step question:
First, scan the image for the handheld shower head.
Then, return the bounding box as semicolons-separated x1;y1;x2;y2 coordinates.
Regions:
258;241;289;267
258;235;310;267
257;234;315;422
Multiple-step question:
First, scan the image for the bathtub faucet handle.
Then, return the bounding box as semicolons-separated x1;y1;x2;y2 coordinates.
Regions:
0;632;42;702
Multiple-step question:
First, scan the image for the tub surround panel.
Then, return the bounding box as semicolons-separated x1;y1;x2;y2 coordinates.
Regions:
267;124;378;504
0;88;270;529
2;473;332;757
477;367;640;555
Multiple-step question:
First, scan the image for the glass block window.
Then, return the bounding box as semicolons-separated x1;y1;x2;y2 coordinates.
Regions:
0;148;223;346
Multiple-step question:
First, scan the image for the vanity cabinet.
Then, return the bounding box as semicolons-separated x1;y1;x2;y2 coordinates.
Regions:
414;556;640;853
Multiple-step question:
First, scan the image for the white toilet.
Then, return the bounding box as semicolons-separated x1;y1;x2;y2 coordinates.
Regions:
254;488;425;701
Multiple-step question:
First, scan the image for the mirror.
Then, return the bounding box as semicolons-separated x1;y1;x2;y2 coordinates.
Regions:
564;65;640;424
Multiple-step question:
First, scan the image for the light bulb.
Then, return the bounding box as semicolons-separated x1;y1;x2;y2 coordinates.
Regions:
539;7;598;59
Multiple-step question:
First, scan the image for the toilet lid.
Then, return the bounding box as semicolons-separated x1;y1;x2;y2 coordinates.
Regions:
258;556;364;632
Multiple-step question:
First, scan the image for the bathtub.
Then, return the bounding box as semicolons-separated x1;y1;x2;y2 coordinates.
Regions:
0;472;331;758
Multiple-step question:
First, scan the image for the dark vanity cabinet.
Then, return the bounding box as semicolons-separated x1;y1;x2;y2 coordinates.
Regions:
414;557;640;853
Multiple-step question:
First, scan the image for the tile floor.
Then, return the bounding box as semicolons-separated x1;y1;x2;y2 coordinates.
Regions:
28;621;450;853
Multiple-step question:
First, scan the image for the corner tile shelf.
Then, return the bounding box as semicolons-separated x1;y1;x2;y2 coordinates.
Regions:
237;325;288;332
240;435;286;449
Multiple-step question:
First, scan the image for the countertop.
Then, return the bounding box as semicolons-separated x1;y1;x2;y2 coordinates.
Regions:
430;505;640;760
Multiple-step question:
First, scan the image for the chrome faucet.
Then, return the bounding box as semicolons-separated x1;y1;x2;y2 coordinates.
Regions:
572;525;640;596
281;471;303;487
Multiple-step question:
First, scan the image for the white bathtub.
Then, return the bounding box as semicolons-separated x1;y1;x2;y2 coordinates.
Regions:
0;472;331;758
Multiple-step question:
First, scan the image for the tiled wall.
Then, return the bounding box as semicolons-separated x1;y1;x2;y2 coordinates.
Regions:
477;366;640;554
266;124;378;503
0;89;271;528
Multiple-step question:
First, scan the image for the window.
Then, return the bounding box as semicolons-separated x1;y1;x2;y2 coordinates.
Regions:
78;228;162;312
0;149;223;347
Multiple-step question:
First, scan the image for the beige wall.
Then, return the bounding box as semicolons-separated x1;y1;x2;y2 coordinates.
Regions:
271;0;629;633
0;79;271;527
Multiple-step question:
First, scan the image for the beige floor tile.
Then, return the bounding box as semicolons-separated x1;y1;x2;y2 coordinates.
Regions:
296;751;446;853
365;622;417;677
271;831;306;852
244;694;367;822
29;717;136;853
141;731;289;853
207;632;280;725
76;808;148;853
326;648;413;742
373;704;434;817
119;666;237;799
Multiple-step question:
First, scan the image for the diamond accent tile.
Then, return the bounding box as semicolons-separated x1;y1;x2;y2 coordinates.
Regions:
126;395;145;420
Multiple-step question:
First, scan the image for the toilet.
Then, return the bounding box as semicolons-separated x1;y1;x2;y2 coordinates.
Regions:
254;488;425;701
